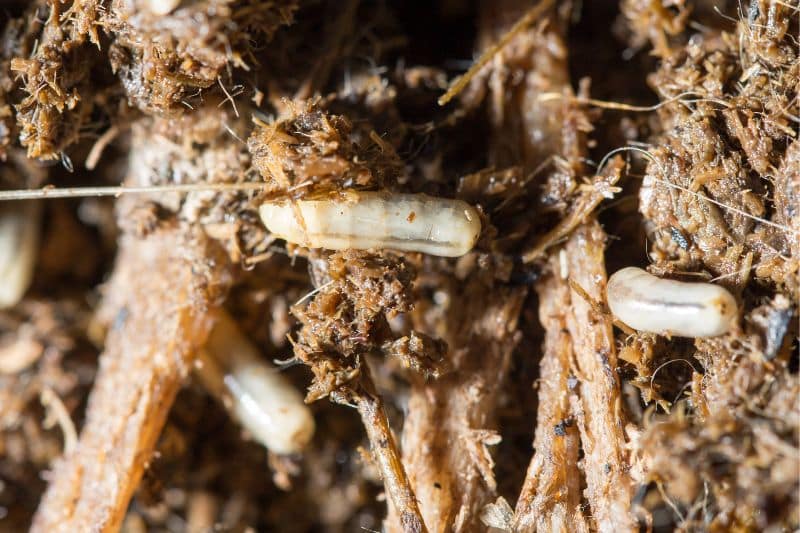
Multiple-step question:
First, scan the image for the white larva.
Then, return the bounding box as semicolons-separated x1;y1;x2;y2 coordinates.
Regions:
0;201;40;309
606;267;737;338
197;312;315;455
259;191;482;257
143;0;181;16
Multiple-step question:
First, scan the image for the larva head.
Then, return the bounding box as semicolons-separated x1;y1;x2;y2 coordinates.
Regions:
708;289;738;335
145;0;181;15
458;203;482;254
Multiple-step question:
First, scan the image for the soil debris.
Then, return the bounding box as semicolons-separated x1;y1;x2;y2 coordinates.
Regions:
248;100;405;198
0;0;797;531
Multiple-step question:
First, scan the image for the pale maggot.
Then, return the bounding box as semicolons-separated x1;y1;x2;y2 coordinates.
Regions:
606;267;737;338
197;312;315;454
0;201;40;309
259;191;481;257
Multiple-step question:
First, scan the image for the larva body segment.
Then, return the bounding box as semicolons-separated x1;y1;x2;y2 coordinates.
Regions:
144;0;181;15
0;201;40;309
198;312;315;455
259;191;482;257
606;267;737;338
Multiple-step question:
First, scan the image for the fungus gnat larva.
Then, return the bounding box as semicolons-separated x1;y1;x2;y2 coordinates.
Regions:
0;201;40;309
606;267;737;338
259;191;482;257
197;312;315;455
144;0;181;16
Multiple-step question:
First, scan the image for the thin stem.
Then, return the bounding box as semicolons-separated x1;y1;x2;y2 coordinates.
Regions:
355;367;428;533
438;0;556;106
0;182;267;201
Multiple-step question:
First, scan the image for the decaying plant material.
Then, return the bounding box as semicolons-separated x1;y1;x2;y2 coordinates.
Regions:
31;227;230;533
512;249;588;533
3;0;297;160
0;0;797;532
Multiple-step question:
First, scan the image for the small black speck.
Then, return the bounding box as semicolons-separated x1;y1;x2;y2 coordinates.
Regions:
553;417;574;436
748;1;760;24
509;262;542;285
433;482;442;489
764;305;793;360
670;226;689;250
632;483;652;506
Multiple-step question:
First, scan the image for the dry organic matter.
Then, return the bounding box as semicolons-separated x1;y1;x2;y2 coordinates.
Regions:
0;1;797;532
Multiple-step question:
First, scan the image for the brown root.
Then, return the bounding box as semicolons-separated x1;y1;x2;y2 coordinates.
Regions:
31;227;230;532
513;257;588;532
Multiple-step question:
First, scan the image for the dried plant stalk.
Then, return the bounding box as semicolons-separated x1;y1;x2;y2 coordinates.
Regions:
513;263;589;532
392;285;526;532
476;0;571;170
776;140;800;289
389;3;567;530
31;228;228;532
564;221;635;532
437;0;556;107
356;367;428;533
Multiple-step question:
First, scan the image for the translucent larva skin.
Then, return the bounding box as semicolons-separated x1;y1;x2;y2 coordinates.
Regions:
259;192;482;257
144;0;181;15
199;313;315;455
606;267;737;338
0;202;40;309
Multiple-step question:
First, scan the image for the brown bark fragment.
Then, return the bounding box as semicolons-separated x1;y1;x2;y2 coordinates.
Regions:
513;262;588;532
775;140;800;289
31;227;229;533
621;0;690;58
473;0;570;170
9;1;103;160
393;282;525;532
247;100;403;198
638;3;798;293
565;222;635;532
635;383;799;530
105;0;298;114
